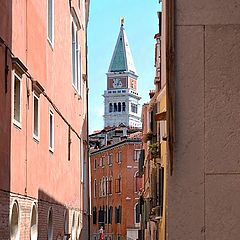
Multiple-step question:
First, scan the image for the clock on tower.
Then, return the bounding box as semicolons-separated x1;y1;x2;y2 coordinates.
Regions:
112;78;123;88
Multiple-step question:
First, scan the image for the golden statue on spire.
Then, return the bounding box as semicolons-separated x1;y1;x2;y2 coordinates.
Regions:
121;17;125;26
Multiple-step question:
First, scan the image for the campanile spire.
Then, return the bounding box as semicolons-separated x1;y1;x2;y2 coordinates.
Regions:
103;20;142;129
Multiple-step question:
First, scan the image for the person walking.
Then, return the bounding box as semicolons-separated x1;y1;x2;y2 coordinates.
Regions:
99;226;104;240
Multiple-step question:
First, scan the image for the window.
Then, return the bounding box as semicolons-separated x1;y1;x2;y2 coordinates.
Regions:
47;208;53;240
72;212;76;240
99;179;102;197
30;203;38;240
115;175;121;193
122;102;126;112
33;93;40;141
47;0;54;45
114;103;117;112
63;210;69;240
108;206;113;224
134;171;140;193
134;149;141;162
100;157;105;168
10;201;20;240
94;179;97;198
107;177;112;195
108;154;113;166
117;152;122;164
118;102;121;112
109;103;113;113
93;207;97;224
134;203;140;224
76;214;81;240
93;159;97;170
72;19;81;94
98;207;104;224
49;110;54;152
102;177;106;196
131;103;138;113
115;206;121;224
13;73;22;127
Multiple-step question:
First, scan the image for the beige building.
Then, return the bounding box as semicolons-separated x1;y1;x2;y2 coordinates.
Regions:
140;0;240;239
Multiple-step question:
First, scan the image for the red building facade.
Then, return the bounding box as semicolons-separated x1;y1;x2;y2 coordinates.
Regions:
90;127;142;240
0;0;89;239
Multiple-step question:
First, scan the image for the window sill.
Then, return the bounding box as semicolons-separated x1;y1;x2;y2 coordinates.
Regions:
13;120;22;130
47;38;54;50
33;135;40;143
49;147;54;153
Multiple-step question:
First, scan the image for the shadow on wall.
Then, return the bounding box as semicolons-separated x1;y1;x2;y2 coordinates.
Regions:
38;189;82;240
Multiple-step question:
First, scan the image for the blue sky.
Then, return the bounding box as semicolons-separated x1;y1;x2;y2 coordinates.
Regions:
88;1;160;133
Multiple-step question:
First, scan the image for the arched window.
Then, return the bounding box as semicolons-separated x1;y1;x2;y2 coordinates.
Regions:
10;200;20;240
30;203;38;240
134;203;140;224
118;102;121;112
47;208;53;240
76;214;81;240
114;103;117;112
122;102;126;112
72;212;76;240
63;210;69;240
109;103;113;113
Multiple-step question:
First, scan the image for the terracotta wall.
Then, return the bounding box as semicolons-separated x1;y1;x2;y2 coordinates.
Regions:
90;141;141;239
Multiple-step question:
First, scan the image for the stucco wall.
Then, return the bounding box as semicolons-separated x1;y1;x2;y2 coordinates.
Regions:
167;1;240;240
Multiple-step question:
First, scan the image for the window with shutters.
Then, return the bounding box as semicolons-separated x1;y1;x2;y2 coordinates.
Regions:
13;73;22;127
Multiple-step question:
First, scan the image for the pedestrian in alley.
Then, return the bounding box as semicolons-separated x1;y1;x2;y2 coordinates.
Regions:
99;226;104;240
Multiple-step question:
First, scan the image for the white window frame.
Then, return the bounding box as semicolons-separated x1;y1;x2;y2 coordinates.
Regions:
117;152;122;164
49;109;54;152
71;15;82;95
33;93;40;141
47;0;54;47
12;71;22;128
134;149;141;162
108;154;113;166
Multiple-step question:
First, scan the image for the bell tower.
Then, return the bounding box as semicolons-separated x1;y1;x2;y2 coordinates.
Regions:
103;19;142;129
